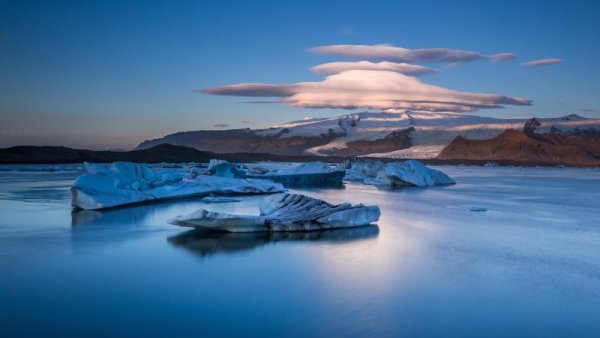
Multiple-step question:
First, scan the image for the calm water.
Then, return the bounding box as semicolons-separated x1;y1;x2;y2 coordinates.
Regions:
1;165;599;337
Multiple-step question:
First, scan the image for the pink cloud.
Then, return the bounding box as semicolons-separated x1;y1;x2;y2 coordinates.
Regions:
311;61;436;76
521;58;562;67
203;70;531;113
490;53;516;63
580;107;600;113
310;44;515;64
203;83;295;97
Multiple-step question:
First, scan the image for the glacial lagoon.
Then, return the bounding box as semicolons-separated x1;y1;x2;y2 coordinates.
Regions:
1;165;599;337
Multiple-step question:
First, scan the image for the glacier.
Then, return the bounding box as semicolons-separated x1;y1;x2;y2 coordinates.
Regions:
71;162;284;210
168;192;381;232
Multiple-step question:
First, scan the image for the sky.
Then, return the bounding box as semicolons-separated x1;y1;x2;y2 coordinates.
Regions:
1;0;599;149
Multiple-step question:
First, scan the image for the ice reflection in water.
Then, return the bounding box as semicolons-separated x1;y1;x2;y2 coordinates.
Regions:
168;226;379;258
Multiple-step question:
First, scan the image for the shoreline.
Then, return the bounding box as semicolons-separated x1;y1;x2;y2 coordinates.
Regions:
1;144;598;168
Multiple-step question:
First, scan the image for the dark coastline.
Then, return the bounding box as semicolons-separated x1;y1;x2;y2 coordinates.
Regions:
0;143;597;168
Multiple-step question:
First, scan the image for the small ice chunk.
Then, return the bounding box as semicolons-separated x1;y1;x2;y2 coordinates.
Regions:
200;196;241;203
247;162;346;187
207;159;248;178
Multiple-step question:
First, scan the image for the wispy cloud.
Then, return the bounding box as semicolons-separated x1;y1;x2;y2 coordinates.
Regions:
242;120;255;124
205;83;295;97
203;69;531;112
310;44;515;64
521;58;562;67
580;107;600;113
311;61;436;76
213;123;230;128
490;53;516;63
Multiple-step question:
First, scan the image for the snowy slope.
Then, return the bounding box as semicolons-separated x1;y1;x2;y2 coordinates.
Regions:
266;111;526;157
138;111;600;158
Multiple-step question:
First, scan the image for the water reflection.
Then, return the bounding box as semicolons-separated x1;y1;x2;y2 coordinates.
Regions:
168;225;380;258
69;200;202;253
70;197;205;226
72;205;156;226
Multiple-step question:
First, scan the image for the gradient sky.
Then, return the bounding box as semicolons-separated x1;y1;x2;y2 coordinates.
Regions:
1;0;599;149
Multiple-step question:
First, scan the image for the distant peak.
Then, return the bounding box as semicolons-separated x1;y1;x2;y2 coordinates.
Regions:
562;114;585;121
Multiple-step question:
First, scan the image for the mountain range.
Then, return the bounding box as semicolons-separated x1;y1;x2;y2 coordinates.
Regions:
137;111;600;158
2;111;599;167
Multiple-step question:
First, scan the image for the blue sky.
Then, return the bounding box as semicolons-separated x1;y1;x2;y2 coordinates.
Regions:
1;0;599;149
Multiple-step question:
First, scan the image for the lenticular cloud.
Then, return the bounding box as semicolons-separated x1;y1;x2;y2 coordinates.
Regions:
203;69;531;112
311;61;436;76
522;58;562;67
310;44;485;64
202;43;529;113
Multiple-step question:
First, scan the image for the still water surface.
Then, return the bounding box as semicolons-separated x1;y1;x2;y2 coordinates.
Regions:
0;165;599;337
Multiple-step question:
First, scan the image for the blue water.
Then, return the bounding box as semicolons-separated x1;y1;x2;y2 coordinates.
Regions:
1;165;599;337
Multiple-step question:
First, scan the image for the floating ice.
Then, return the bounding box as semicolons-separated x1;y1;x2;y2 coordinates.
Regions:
374;160;456;187
207;159;248;178
200;196;242;203
246;162;346;186
344;160;455;187
71;162;284;210
168;193;381;232
206;160;346;187
339;160;387;182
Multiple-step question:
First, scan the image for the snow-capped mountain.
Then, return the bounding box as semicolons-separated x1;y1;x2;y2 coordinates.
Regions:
136;111;600;158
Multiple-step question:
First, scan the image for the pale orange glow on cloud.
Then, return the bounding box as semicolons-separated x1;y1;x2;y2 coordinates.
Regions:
204;70;531;112
311;61;437;76
310;44;515;64
522;58;563;67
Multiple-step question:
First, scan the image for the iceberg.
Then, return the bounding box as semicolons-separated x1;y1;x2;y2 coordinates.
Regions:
246;162;346;187
343;160;455;187
339;160;386;182
168;193;381;232
207;160;247;178
71;162;284;210
200;196;241;203
373;160;456;187
206;160;346;187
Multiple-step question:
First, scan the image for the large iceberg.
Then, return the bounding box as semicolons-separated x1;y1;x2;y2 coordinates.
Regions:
343;160;455;187
168;193;381;232
71;162;284;210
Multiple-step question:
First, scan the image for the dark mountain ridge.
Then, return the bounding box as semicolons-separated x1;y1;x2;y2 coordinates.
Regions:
0;143;344;164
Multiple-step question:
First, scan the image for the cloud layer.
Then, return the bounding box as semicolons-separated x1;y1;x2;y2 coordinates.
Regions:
522;58;562;67
490;53;517;63
205;83;296;97
203;70;531;112
310;44;515;64
202;43;541;113
311;61;436;76
580;107;600;113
